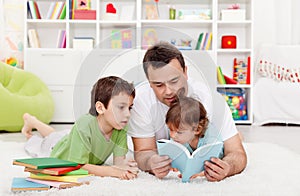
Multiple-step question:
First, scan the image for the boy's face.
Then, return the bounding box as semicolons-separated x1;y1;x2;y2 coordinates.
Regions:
147;59;188;107
168;123;197;144
104;92;134;130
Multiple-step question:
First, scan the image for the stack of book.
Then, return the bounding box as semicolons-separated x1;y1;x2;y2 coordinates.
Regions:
11;157;94;192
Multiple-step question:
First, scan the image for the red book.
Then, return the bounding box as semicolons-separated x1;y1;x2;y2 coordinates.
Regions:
24;165;82;176
33;1;41;19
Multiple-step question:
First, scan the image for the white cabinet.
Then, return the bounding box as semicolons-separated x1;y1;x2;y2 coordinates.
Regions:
24;0;253;124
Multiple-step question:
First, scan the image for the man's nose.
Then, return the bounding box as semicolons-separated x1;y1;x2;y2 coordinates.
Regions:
165;83;174;94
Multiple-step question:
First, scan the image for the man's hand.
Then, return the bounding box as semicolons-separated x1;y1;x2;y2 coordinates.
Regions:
148;154;172;179
203;157;230;182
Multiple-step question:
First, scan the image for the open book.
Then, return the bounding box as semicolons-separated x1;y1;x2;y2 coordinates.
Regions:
157;139;223;182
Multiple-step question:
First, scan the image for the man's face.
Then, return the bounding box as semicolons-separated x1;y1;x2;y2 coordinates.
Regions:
147;59;188;106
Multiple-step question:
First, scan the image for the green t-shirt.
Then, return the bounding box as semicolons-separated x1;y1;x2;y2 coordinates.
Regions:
50;114;128;165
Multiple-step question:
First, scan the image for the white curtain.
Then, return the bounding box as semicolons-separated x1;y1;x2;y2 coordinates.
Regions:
275;0;300;44
291;0;300;44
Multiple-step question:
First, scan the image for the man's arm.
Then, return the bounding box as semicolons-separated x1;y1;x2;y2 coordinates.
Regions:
203;133;247;181
132;136;172;178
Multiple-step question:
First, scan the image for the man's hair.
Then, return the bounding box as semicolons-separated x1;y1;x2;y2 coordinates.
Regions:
143;41;186;78
165;94;209;138
89;76;135;116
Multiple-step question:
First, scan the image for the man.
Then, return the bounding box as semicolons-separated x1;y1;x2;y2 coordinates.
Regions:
128;42;247;182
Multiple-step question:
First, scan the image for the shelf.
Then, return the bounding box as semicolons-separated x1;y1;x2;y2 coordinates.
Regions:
24;0;253;124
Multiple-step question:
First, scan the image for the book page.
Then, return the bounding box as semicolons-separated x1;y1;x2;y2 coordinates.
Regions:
157;140;190;173
182;142;223;182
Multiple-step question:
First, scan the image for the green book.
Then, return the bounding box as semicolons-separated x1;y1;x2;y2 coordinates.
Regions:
59;4;66;19
195;32;204;50
13;157;78;169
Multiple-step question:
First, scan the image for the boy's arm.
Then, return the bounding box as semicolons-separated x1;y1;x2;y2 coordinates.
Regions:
132;136;172;178
81;164;137;180
203;134;247;181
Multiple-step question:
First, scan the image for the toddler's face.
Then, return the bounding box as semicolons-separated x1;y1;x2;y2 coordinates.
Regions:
168;123;197;144
105;92;134;130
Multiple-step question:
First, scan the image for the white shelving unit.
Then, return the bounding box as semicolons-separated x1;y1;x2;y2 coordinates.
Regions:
24;0;253;124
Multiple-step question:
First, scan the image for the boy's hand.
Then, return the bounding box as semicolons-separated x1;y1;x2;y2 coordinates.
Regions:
113;159;139;177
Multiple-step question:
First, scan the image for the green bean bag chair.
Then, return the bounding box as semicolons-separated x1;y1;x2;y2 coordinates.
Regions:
0;61;54;132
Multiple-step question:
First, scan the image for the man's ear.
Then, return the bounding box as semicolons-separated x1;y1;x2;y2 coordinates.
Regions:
95;101;105;115
184;66;188;79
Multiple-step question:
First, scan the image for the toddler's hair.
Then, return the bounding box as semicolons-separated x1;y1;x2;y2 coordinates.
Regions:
166;92;209;138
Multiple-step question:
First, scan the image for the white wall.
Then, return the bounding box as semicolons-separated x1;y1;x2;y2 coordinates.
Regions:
253;0;300;54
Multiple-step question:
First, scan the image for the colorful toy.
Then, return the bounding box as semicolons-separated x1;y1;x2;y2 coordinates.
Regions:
142;28;158;49
111;29;132;49
221;35;236;49
217;88;248;120
5;57;18;67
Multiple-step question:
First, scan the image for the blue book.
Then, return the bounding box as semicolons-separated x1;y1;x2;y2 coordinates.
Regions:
157;139;223;182
11;177;50;192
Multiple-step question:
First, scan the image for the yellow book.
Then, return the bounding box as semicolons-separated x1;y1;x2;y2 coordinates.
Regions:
29;173;95;183
205;32;212;50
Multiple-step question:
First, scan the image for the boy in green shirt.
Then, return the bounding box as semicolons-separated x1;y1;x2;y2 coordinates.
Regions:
22;76;138;180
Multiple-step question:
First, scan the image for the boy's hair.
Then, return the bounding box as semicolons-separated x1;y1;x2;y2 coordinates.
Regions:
142;41;186;78
165;93;209;138
89;76;135;116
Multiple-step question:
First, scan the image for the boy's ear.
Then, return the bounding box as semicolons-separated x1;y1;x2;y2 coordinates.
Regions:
95;101;105;115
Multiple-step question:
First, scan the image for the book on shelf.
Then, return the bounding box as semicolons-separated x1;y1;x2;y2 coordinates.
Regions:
217;66;226;84
13;157;78;169
27;1;41;19
11;177;50;192
56;30;67;48
51;2;66;20
24;164;82;176
195;32;212;50
205;32;213;50
28;29;40;48
29;173;95;183
26;178;85;189
157;139;223;182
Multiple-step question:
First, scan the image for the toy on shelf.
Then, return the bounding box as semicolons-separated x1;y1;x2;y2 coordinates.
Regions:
217;88;248;120
77;0;91;10
142;28;158;49
74;0;96;20
221;35;237;49
171;39;192;50
233;56;250;84
111;30;132;49
217;66;238;85
103;3;118;20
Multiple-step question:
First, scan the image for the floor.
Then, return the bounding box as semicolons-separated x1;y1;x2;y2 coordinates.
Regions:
1;124;300;154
